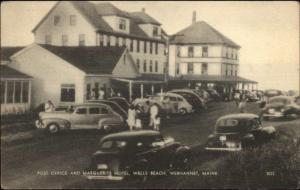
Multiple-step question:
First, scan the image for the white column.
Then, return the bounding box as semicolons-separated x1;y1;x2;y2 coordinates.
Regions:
129;81;132;102
28;81;32;109
140;83;144;98
151;84;154;95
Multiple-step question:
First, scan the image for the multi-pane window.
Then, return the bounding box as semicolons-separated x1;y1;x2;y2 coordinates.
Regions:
61;84;75;102
136;59;140;70
116;37;120;47
70;15;76;26
119;19;126;30
155;61;158;72
1;81;29;104
201;63;208;74
188;46;194;57
187;63;194;74
86;83;91;100
99;34;104;46
14;81;21;103
150;42;153;54
1;81;5;104
155;43;158;54
176;63;180;75
137;40;140;52
106;35;110;47
230;64;233;76
6;81;14;103
22;81;29;103
149;60;153;72
62;35;68;46
202;46;208;57
143;60;147;72
144;41;147;53
130;39;133;52
45;35;52;45
79;34;85;46
122;38;126;47
153;26;159;36
54;15;60;26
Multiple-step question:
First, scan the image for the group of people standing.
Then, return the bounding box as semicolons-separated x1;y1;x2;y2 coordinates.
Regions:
127;101;161;131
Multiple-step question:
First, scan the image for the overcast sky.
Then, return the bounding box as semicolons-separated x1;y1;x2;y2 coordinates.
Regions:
1;1;299;91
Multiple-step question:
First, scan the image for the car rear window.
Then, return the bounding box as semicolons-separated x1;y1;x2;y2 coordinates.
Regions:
216;119;251;133
76;108;87;114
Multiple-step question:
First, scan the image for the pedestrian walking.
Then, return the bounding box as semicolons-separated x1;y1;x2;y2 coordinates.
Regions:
127;104;136;131
238;97;247;113
234;90;241;107
149;103;159;130
44;100;55;112
98;87;105;100
135;105;143;130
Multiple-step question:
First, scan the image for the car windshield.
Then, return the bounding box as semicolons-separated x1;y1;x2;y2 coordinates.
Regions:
269;97;290;105
216;118;253;133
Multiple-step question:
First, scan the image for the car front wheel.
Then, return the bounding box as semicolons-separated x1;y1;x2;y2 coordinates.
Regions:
179;108;187;115
47;123;59;134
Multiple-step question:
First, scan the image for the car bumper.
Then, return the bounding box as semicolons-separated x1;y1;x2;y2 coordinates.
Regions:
86;175;124;181
263;112;283;118
205;146;242;152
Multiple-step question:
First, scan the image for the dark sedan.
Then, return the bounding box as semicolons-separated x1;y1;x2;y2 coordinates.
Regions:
262;96;300;120
205;113;276;151
85;130;191;182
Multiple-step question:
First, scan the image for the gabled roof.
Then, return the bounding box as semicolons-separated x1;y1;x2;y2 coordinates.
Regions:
0;65;31;79
169;21;240;48
94;2;131;18
32;1;165;42
1;47;25;61
130;12;161;25
40;45;126;75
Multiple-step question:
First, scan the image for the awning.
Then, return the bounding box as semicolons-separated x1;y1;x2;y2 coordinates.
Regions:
112;74;166;84
168;75;257;84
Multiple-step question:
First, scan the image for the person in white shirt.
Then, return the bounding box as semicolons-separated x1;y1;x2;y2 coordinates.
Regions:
149;103;160;130
44;100;55;112
98;88;105;100
127;104;136;131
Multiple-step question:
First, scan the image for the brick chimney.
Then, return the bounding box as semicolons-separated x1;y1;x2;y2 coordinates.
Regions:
142;8;145;13
192;11;196;24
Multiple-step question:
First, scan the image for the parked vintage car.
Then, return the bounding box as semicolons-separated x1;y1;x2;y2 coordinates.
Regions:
88;100;127;120
206;88;221;101
169;89;207;111
133;92;194;115
262;96;300;120
108;97;130;112
35;103;125;134
85;130;191;182
205;113;276;151
263;89;283;101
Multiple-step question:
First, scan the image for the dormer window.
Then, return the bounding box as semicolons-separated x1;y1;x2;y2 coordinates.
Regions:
119;19;126;30
54;15;60;26
153;26;159;36
70;15;77;26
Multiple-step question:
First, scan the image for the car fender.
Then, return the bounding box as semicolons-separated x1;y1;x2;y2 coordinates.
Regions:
175;145;191;157
98;117;123;129
261;126;276;134
42;118;71;129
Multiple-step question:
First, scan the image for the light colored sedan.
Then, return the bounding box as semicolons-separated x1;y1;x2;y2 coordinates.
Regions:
35;103;125;134
133;92;194;115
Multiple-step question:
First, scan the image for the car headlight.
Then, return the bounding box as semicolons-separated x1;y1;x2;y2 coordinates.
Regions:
268;108;275;114
280;108;286;112
244;133;255;140
97;164;108;170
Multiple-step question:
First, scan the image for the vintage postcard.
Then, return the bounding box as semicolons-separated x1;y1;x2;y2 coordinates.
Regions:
1;1;299;189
